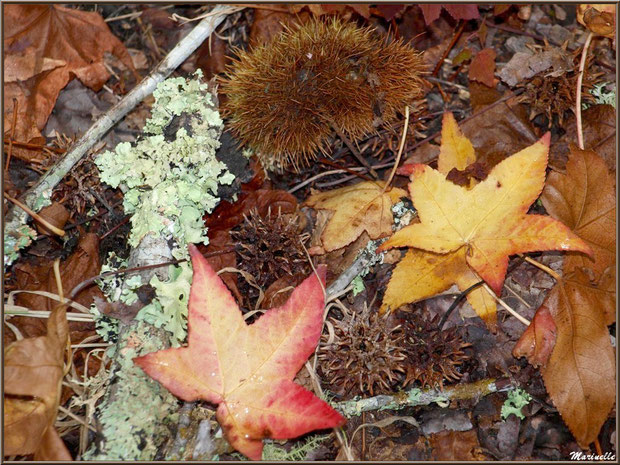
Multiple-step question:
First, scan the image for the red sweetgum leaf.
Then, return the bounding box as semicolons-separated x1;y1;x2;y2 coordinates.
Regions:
134;245;344;460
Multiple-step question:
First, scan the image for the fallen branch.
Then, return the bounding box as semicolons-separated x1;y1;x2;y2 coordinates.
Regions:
4;5;235;243
336;378;514;417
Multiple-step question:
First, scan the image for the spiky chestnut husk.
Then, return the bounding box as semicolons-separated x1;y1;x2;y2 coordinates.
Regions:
230;208;310;296
517;55;602;126
221;17;427;171
400;312;471;390
318;307;407;397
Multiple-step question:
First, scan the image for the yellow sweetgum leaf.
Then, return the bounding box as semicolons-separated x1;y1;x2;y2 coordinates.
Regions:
305;180;407;253
382;112;494;324
380;132;592;299
437;112;476;175
381;248;497;324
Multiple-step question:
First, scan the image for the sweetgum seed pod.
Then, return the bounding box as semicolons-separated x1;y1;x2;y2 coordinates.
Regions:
221;17;427;171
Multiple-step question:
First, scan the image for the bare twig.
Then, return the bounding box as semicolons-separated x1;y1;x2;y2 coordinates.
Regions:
4;5;233;244
483;284;531;326
383;106;409;193
576;32;594;150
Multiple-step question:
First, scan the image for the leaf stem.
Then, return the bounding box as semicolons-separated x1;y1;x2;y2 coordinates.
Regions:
576;31;594;150
383;106;409;193
3;192;66;237
521;255;562;281
482;283;531;326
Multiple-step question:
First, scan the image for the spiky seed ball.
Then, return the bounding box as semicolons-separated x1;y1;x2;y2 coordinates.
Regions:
318;307;407;397
230;208;310;303
400;312;471;390
221;17;427;171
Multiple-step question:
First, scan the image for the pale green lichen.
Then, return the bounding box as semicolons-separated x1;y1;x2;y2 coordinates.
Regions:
83;320;180;460
87;72;235;460
137;261;193;345
4;224;36;267
351;275;365;296
585;82;616;109
96;70;234;251
501;387;532;420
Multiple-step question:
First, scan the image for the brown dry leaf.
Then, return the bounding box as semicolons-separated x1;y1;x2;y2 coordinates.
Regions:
429;430;485;461
305;181;407;253
205;189;297;232
36;202;70;236
540;269;615;448
196;35;230;80
577;4;616;38
12;233;103;343
4;301;71;460
498;48;573;87
3;5;134;151
469;48;497;88
419;5;479;25
541;146;616;277
550;104;616;172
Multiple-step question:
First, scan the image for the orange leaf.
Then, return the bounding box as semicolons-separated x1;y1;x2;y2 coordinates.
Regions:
134;245;344;460
380;133;592;295
539;270;615;448
380;248;497;328
541;146;616;278
305;181;406;253
512;304;557;367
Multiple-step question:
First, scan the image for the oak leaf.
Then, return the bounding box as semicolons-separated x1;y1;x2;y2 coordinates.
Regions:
541;146;616;278
134;245;345;460
305;181;406;253
537;269;615;448
4;5;134;151
380;132;592;295
4;303;71;460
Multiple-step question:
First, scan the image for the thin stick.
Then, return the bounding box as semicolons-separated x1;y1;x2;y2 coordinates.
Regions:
576;32;594;150
3;138;66;154
432;21;466;77
332;125;379;179
522;255;562;281
482;283;531;326
383;106;409;193
5;98;18;171
4;5;233;238
4;192;65;237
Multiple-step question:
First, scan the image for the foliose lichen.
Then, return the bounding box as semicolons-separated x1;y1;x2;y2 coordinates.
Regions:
82;320;180;460
95;70;234;253
501;387;532;420
4;224;36;268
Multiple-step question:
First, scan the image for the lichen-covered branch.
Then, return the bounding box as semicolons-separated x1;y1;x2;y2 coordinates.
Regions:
4;5;233;269
85;73;234;460
335;378;514;417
